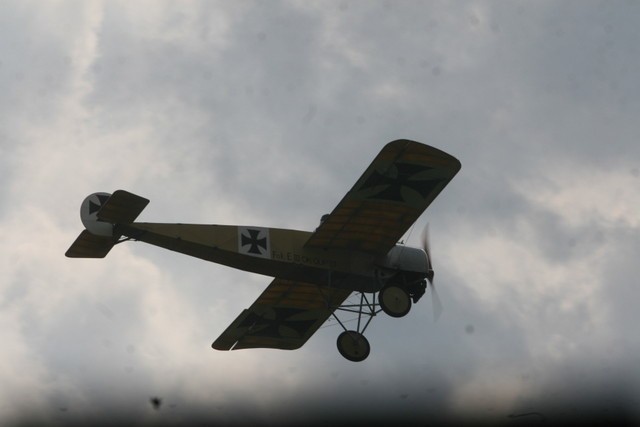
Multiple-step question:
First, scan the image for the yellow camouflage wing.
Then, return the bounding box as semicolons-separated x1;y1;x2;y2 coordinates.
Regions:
304;139;461;255
212;278;351;350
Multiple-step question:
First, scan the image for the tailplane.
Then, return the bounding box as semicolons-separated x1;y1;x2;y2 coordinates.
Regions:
65;190;149;258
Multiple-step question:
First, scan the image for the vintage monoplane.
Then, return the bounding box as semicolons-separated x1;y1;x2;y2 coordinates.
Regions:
66;140;461;361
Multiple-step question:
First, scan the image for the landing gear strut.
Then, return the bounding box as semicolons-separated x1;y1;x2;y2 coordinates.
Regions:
325;278;426;362
330;292;380;362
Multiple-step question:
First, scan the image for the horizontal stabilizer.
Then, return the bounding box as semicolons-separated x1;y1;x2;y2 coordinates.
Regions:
97;190;149;224
65;230;115;258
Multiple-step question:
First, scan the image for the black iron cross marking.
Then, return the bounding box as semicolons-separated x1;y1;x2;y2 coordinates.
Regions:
240;307;317;339
241;229;267;255
358;162;442;203
88;194;110;215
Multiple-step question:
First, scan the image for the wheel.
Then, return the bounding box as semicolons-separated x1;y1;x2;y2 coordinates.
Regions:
379;285;411;318
336;331;370;362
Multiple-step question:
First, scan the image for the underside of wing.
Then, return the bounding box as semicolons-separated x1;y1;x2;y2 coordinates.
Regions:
212;278;351;351
304;139;461;256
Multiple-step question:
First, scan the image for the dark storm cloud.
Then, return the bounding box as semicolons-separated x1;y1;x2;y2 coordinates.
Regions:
504;359;639;426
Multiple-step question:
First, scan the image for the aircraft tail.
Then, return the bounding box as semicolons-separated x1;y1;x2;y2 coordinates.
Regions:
65;190;149;258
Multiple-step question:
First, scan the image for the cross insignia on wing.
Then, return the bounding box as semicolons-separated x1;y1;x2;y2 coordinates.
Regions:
357;162;444;204
239;307;318;339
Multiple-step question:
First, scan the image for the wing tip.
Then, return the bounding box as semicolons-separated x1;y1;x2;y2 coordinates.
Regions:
387;139;462;171
211;341;234;351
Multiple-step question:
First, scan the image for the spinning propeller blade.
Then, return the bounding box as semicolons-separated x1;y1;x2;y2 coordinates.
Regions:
421;223;443;322
421;223;433;282
431;282;443;322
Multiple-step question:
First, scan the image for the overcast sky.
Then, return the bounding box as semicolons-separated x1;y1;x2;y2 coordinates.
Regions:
1;1;639;425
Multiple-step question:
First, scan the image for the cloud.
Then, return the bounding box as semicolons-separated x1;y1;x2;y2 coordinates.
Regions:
1;0;639;425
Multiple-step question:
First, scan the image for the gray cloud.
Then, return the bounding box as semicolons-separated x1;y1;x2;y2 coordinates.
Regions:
1;0;639;425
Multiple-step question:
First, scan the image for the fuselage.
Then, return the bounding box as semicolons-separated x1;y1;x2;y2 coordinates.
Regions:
117;223;428;293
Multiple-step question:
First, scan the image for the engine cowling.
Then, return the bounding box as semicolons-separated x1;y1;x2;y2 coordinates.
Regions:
80;192;113;236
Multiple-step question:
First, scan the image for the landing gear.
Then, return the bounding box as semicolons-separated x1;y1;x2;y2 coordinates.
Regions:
324;276;424;361
336;330;370;362
378;285;411;318
330;292;379;362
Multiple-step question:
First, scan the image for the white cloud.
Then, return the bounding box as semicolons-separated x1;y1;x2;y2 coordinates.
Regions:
517;164;640;229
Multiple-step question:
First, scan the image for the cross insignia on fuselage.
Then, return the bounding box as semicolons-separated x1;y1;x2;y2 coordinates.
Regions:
240;228;268;255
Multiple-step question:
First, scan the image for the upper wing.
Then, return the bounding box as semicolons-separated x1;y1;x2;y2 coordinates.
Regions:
304;139;461;256
212;278;351;351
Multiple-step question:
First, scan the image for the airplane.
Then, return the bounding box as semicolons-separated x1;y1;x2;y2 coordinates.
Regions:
66;139;461;362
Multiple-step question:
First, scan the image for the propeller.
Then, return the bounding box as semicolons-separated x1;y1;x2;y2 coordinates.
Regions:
421;223;443;321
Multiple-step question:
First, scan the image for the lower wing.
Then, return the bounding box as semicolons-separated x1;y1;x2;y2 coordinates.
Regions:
212;278;351;350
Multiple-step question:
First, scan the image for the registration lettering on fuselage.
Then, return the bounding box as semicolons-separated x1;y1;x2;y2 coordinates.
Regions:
271;250;336;269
